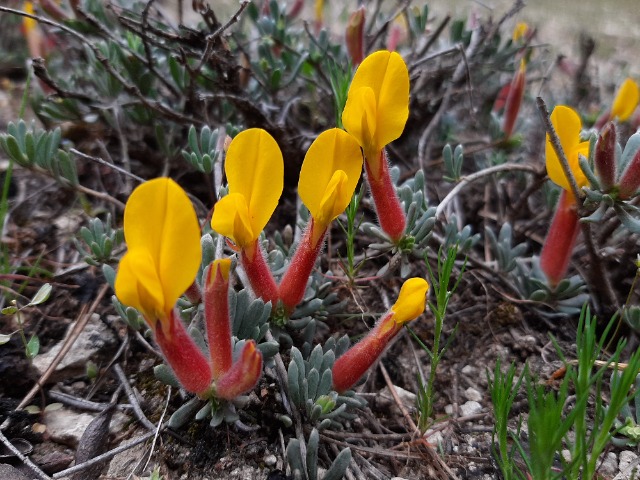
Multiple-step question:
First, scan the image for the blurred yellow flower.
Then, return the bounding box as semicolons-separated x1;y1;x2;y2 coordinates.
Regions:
211;129;283;251
512;22;529;43
115;178;202;331
545;106;590;193
342;50;409;178
298;128;362;233
610;78;639;122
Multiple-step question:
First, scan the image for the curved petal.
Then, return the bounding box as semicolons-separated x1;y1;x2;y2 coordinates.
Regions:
546;106;585;191
225;129;283;238
298;128;363;222
122;178;201;318
314;170;348;226
211;193;254;248
390;277;429;325
342;86;377;158
611;78;639;122
115;250;165;322
342;51;409;156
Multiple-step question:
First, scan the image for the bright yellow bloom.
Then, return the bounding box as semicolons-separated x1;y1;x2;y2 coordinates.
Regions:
610;78;639;122
115;178;202;329
390;277;429;325
298;128;362;229
342;50;409;175
545;106;590;193
211;129;283;250
512;22;529;43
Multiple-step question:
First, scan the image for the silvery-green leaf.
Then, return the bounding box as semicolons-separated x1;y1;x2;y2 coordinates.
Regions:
306;429;319;480
28;283;52;306
195;402;211;421
0;333;12;345
317;370;333;397
167;397;203;429
26;335;40;358
154;364;180;388
322;447;351;480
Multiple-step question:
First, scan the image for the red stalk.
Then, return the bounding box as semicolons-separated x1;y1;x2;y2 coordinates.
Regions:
501;60;526;139
278;219;326;314
154;310;213;395
215;340;263;400
540;191;581;288
204;263;232;380
366;150;406;242
331;312;400;393
240;239;279;306
594;122;617;191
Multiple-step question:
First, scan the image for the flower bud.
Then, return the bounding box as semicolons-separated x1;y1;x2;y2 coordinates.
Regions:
346;7;365;66
594;121;617;192
501;60;526;140
204;259;233;379
619;148;640;199
215;341;263;400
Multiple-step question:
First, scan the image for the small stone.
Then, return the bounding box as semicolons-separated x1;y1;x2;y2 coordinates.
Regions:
599;452;617;477
459;401;482;417
619;450;638;472
444;404;454;416
45;408;96;447
264;454;277;467
32;314;116;380
464;387;482;402
461;365;476;375
561;450;571;463
424;430;444;446
0;464;31;480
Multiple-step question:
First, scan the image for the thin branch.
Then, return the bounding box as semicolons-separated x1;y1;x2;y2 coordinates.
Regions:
436;163;541;217
113;364;157;432
52;430;156;479
70;148;145;183
0;429;51;480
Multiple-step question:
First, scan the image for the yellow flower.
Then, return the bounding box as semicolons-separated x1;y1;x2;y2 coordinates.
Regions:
115;178;202;330
545;106;590;193
23;2;37;33
390;277;429;325
342;50;409;176
512;22;529;43
211;129;284;250
298;128;362;230
610;78;639;122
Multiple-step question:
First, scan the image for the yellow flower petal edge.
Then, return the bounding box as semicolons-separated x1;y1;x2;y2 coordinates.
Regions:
222;128;283;243
611;78;639;122
390;277;429;325
298;128;363;227
115;178;202;323
23;2;37;34
342;50;409;166
211;193;254;249
545;106;589;191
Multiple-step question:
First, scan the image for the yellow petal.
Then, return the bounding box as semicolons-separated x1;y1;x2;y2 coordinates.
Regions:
210;193;254;248
545;106;587;191
390;277;429;325
315;170;348;226
120;178;202;318
298;128;363;225
225;129;283;240
23;2;37;34
512;22;529;43
342;50;409;158
611;78;640;122
115;250;165;322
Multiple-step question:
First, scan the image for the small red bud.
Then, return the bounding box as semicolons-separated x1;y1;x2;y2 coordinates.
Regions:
619;148;640;199
346;7;365;66
594;122;617;191
215;340;263;400
204;260;233;379
501;60;526;140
